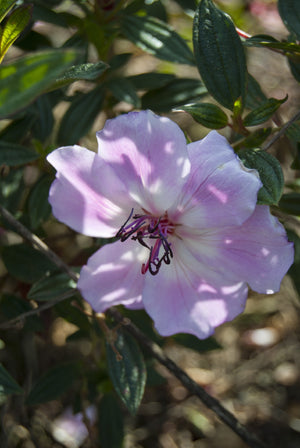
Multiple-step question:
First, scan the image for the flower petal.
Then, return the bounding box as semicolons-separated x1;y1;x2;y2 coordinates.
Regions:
142;238;248;339
96;110;191;213
170;131;261;228
47;146;133;237
213;205;294;293
78;239;148;312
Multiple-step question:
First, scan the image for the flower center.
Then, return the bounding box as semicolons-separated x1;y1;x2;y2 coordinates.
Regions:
116;208;175;275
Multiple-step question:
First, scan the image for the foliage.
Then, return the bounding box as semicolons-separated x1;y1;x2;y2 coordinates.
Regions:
0;0;299;446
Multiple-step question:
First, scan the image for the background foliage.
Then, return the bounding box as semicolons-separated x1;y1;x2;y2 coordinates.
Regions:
0;0;300;446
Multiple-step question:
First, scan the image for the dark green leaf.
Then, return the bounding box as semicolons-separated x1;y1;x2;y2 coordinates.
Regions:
286;120;300;142
235;127;272;150
54;298;90;332
54;61;108;88
0;113;37;143
245;74;267;110
173;334;221;352
32;4;68;27
0;0;17;23
27;175;52;230
26;362;80;405
238;148;284;205
288;56;300;83
98;393;124;448
127;72;175;90
243;96;288;127
32;95;54;141
0;5;32;63
106;78;140;107
291;143;300;169
15;30;52;52
28;269;76;303
121;15;195;65
106;329;146;415
0;141;39;166
0;364;23;397
279;192;300;216
278;0;300;40
141;78;207;112
0;49;78;118
244;34;300;53
193;0;247;110
286;230;300;298
173;0;197;14
0;168;24;212
2;243;56;283
108;52;132;71
179;102;228;129
0;294;42;331
57;85;104;145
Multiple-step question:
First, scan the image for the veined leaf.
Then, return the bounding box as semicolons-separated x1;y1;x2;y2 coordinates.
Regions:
0;364;23;397
179;103;228;129
121;15;195;65
0;49;78;118
193;0;247;110
0;5;32;64
0;141;39;166
106;329;146;415
278;0;300;40
0;0;17;23
243;96;288;127
238;148;284;205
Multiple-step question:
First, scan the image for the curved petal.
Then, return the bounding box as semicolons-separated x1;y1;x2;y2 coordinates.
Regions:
47;146;133;237
78;239;148;312
213;205;294;293
142;238;248;339
170;131;261;228
183;205;294;294
96;110;191;213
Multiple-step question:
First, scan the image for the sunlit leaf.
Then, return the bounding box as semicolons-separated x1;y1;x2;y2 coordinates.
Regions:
0;0;17;23
0;49;78;118
0;5;32;63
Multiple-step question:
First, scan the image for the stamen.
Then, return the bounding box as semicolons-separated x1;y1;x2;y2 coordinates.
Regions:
116;209;174;275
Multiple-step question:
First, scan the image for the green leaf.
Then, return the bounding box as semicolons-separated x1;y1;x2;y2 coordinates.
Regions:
286;230;300;298
106;77;140;107
0;49;78;118
0;293;42;331
0;141;39;166
127;72;175;90
26;362;80;405
106;329;146;415
141;78;207;112
179;102;228;129
0;364;23;397
54;61;108;89
55;299;90;332
278;0;300;40
0;113;37;143
0;5;32;63
0;168;24;212
2;243;56;283
27;175;52;230
193;0;247;110
173;334;221;352
245;74;267;110
286;120;300;142
0;0;17;23
288;56;300;83
279;193;300;216
238;148;284;205
28;271;77;301
56;85;104;145
98;393;124;448
31;95;54;142
235;127;272;150
243;96;288;127
244;34;300;53
121;15;195;65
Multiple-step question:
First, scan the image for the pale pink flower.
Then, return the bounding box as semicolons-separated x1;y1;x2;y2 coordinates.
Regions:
47;110;293;339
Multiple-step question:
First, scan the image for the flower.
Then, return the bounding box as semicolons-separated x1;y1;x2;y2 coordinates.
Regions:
47;110;294;339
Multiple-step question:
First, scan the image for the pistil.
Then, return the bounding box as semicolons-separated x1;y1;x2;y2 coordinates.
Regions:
116;209;174;275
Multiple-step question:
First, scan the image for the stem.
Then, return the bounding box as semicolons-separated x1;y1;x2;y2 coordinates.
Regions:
107;308;267;448
0;205;266;448
0;204;78;283
263;110;300;151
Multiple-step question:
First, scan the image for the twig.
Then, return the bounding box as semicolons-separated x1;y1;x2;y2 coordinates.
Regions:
107;308;267;448
0;204;79;283
263;110;300;151
0;289;78;330
0;205;266;447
